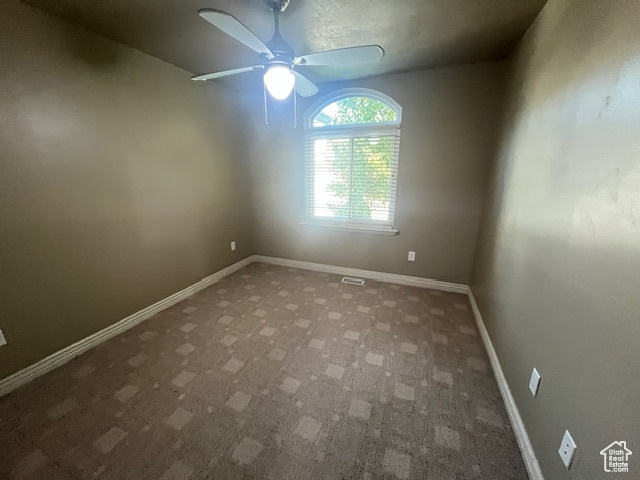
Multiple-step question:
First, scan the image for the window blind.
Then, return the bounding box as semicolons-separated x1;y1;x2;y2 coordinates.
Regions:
305;132;400;227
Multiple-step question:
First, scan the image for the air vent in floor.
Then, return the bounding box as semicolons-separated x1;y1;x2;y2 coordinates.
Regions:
341;276;365;286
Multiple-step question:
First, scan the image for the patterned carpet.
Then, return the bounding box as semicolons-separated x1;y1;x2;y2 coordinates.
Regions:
0;262;527;479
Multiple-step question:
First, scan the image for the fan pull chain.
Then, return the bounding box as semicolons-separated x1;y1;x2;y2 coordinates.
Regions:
293;81;297;128
263;81;269;125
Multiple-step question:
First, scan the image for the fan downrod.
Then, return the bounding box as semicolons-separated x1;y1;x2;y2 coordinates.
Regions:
264;0;294;59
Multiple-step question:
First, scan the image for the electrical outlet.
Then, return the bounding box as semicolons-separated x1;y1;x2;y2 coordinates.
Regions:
231;241;236;251
0;328;6;347
558;430;577;469
529;368;541;397
408;251;416;262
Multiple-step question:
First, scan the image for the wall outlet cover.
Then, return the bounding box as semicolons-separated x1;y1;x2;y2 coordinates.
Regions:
529;367;541;397
408;251;416;262
558;430;577;469
0;329;6;347
231;241;236;251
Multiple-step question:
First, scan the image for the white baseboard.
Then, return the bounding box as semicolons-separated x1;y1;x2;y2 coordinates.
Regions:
0;252;542;480
252;255;468;294
468;289;543;480
0;256;253;397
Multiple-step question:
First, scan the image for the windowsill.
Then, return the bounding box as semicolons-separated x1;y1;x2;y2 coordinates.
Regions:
300;222;399;236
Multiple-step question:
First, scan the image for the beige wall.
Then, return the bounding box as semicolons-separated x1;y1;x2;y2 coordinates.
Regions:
471;0;640;478
246;64;506;285
0;1;253;379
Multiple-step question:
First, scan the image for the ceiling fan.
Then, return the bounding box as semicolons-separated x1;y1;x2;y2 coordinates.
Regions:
192;0;385;100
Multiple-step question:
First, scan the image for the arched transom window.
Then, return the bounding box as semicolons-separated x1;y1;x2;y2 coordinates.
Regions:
304;89;402;233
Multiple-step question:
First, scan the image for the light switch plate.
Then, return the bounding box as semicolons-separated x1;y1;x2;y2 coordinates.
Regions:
0;328;6;347
558;430;577;469
231;241;236;251
408;251;416;262
529;368;541;397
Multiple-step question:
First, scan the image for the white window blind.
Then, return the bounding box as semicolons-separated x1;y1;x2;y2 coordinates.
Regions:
305;131;400;228
303;90;402;233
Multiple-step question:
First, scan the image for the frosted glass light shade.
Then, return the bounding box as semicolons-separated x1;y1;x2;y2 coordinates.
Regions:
264;65;295;100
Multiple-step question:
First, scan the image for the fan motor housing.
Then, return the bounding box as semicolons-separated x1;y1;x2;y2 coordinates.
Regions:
266;35;294;63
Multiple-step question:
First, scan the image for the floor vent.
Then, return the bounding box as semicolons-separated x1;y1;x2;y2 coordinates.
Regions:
341;276;365;286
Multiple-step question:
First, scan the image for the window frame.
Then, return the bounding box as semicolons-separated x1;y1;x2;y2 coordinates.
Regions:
303;88;402;235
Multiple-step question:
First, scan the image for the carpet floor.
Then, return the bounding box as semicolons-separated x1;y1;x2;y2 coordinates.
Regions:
0;262;527;479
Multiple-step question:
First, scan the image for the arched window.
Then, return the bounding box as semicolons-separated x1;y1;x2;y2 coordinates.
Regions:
304;88;402;234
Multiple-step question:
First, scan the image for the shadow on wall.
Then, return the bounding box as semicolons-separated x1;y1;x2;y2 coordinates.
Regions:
469;2;640;476
472;229;640;478
0;0;254;379
506;0;640;124
473;0;640;294
63;29;128;70
25;3;131;70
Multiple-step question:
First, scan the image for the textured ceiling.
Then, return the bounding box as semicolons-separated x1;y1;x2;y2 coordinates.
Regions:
26;0;546;84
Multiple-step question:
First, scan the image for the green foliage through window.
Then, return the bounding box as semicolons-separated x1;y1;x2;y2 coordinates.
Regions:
313;96;398;127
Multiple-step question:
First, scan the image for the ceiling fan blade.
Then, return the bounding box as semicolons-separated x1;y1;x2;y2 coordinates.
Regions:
191;65;261;81
292;71;319;97
199;9;272;57
295;45;384;67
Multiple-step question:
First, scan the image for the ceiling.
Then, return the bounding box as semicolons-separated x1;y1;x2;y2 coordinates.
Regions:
26;0;546;85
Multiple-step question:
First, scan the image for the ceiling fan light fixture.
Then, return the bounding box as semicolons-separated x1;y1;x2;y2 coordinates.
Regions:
264;64;295;100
